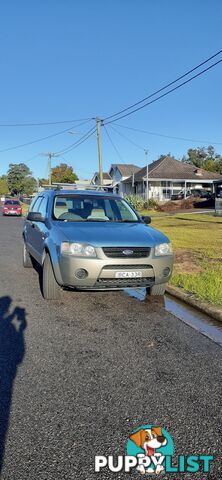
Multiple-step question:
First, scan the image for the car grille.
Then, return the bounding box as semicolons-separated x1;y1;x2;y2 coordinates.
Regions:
102;247;150;258
94;277;155;289
102;264;152;270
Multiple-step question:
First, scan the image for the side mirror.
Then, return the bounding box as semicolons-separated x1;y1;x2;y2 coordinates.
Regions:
142;215;151;224
27;211;45;223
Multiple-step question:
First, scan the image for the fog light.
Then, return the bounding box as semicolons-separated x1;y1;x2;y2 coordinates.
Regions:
163;267;170;277
75;268;88;279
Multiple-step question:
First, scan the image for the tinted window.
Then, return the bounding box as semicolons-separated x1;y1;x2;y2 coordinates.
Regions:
5;200;20;205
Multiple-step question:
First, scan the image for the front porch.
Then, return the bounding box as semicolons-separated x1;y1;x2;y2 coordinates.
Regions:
123;179;214;201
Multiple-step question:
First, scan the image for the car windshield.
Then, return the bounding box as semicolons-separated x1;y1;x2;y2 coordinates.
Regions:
5;200;20;205
53;195;140;222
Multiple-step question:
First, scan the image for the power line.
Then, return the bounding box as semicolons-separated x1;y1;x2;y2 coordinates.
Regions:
113;123;222;146
0;119;93;153
110;124;146;152
105;59;222;124
104;49;222;122
56;126;97;156
0;117;93;127
103;125;123;161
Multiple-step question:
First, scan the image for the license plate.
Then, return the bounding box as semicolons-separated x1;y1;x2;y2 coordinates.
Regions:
115;271;142;278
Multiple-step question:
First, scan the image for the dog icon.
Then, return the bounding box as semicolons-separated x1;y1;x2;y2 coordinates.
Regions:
129;426;167;474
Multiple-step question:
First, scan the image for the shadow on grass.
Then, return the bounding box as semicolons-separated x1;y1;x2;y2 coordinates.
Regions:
0;296;27;473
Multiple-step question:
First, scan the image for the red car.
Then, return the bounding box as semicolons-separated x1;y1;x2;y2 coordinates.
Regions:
2;199;22;216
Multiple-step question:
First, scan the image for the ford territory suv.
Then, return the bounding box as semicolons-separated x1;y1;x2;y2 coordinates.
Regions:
23;190;173;299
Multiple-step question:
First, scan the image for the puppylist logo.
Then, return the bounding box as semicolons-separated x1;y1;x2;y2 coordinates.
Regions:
95;424;214;475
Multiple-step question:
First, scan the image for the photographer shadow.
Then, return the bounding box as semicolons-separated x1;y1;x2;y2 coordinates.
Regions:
0;296;27;473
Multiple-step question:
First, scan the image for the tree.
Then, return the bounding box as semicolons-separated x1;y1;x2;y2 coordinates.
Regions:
21;177;37;195
7;163;37;195
182;146;222;173
51;163;78;184
38;178;48;187
0;176;8;195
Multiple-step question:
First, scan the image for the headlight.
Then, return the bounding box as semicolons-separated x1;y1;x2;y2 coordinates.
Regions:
155;243;173;256
61;242;97;257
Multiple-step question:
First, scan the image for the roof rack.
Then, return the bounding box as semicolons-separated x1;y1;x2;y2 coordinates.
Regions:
41;183;114;192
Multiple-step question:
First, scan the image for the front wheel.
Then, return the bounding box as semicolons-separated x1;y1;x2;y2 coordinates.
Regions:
42;253;61;300
147;283;166;296
23;242;33;268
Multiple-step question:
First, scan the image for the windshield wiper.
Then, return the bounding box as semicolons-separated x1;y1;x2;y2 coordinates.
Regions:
84;218;109;222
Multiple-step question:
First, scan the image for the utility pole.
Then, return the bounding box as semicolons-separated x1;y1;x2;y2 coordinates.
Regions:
42;152;58;187
96;118;103;187
145;149;149;202
48;153;52;186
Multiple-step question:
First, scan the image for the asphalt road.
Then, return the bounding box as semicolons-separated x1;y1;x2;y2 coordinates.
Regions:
0;214;221;479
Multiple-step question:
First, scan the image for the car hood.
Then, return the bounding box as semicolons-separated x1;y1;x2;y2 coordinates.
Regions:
56;221;169;247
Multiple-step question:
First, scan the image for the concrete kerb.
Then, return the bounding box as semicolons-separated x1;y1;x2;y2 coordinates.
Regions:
166;285;222;323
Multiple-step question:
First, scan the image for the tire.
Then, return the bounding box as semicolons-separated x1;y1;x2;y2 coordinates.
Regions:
23;242;33;268
147;283;166;296
42;253;61;300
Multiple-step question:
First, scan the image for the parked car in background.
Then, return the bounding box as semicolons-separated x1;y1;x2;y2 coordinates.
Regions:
171;189;212;200
22;189;174;300
190;189;212;198
2;199;22;216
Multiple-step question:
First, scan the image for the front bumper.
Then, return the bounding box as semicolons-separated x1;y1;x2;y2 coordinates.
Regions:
3;211;22;215
57;247;174;289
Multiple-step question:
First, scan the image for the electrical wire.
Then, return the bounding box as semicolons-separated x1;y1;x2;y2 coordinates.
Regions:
109;125;146;152
0;119;93;153
105;59;222;124
113;123;222;146
0;117;93;127
103;125;123;161
56;126;97;156
104;49;222;121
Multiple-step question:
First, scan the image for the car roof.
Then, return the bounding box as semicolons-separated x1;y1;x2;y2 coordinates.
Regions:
40;189;120;199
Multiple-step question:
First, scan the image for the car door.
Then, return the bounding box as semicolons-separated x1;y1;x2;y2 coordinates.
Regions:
33;196;49;260
25;196;43;257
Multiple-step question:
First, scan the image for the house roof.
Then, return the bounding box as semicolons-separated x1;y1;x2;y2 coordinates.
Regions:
122;156;222;182
110;164;140;177
92;172;111;180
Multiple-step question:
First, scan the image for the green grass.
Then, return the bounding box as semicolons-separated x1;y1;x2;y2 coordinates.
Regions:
21;202;29;216
151;213;222;306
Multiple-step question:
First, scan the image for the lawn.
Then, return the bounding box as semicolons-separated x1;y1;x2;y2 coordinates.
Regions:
21;202;29;216
151;213;222;307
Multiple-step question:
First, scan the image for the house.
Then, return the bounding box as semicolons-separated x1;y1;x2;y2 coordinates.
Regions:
122;156;222;201
91;172;112;187
109;164;140;195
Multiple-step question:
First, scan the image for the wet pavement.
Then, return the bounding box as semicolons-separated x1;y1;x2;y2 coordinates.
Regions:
125;288;222;347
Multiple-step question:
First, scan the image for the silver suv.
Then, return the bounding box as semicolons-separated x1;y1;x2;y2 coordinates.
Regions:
23;190;173;300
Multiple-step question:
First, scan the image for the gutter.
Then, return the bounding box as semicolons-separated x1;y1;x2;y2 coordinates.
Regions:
166;285;222;323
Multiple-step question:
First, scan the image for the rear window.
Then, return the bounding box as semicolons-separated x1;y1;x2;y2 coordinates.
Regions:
5;200;20;205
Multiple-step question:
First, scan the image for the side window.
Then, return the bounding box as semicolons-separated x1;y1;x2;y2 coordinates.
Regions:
38;197;48;217
30;196;42;212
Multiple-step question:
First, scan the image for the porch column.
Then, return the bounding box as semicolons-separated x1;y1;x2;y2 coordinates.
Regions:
184;180;187;199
